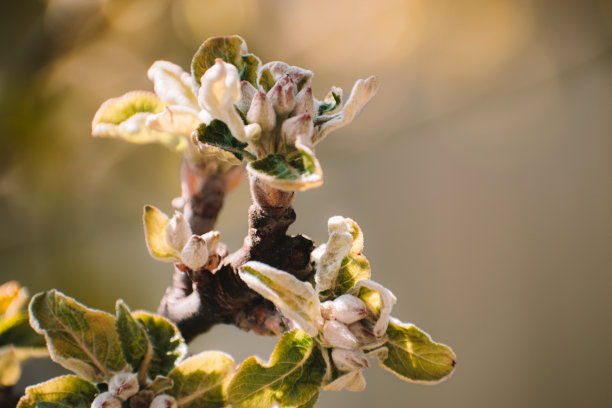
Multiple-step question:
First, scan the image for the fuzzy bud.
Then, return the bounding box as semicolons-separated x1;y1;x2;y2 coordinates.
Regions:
322;320;360;350
91;392;122;408
281;114;314;148
202;230;220;255
166;212;191;251
180;235;209;271
331;348;369;372
108;373;139;401
236;80;257;114
347;321;377;345
150;394;178;408
326;295;368;325
293;87;316;118
247;91;276;132
268;75;296;116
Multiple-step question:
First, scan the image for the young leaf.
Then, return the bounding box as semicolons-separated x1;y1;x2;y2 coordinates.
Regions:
168;351;235;408
195;120;254;161
143;205;181;262
380;319;456;384
317;89;342;116
228;330;326;408
17;375;98;408
191;35;260;86
92;91;187;152
0;313;45;348
132;311;187;378
0;346;20;386
29;290;127;382
115;300;150;380
239;261;321;337
246;145;323;192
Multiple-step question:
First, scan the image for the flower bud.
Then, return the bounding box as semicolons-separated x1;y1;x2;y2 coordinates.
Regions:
180;235;209;271
247;91;276;132
347;321;377;345
322;320;360;350
281;114;314;148
150;394;178;408
166;211;191;251
91;392;122;408
268;75;296;116
331;348;369;372
327;295;368;325
202;230;220;255
108;372;139;401
293;87;316;118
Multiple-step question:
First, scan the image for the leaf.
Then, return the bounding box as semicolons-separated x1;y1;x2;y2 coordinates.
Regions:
195;120;254;161
17;375;98;408
239;262;321;337
147;60;199;109
0;312;45;348
0;346;20;386
115;300;150;379
228;330;326;408
191;36;260;86
132;311;186;378
0;281;27;318
143;205;181;262
92;91;187;152
168;351;235;408
296;391;319;408
246;145;323;192
380;319;456;384
317;89;341;116
29;290;127;382
257;61;313;92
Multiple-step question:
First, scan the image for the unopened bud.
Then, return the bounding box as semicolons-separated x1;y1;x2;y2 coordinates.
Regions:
108;372;139;401
150;394;178;408
322;320;360;350
268;75;296;116
236;80;257;114
201;230;220;255
180;235;209;271
347;321;377;345
91;392;122;408
327;295;368;325
166;212;191;251
328;216;349;234
294;87;316;118
281;114;314;148
247;91;276;132
331;348;369;372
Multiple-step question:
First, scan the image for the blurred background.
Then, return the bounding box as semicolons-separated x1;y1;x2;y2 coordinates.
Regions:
1;0;611;406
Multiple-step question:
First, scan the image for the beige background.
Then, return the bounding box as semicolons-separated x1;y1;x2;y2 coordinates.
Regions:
1;0;611;406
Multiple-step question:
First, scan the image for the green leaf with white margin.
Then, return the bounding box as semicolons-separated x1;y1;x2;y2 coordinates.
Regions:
132;311;186;378
92;91;187;152
239;261;322;337
195;120;254;162
143;205;181;262
115;300;151;381
17;375;98;408
168;351;235;408
380;319;456;383
246;144;323;192
317;88;342;116
29;290;127;382
191;36;260;86
228;330;326;408
0;346;20;386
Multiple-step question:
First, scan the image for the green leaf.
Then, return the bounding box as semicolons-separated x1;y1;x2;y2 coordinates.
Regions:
247;146;323;192
115;300;149;378
195;120;254;161
317;90;341;116
239;262;321;337
29;290;127;382
228;330;326;408
296;391;319;408
92;91;187;152
143;205;181;262
380;319;456;384
191;36;260;86
168;351;235;408
132;311;186;378
0;312;45;348
17;375;98;408
0;346;20;386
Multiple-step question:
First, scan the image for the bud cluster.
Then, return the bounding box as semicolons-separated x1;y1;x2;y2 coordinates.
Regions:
165;210;221;271
90;373;177;408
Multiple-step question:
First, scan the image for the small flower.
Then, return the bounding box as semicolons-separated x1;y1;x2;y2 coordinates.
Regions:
91;392;122;408
108;372;139;401
321;295;368;325
150;394;178;408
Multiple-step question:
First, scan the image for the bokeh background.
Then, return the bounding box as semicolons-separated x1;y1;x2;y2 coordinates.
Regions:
1;0;611;406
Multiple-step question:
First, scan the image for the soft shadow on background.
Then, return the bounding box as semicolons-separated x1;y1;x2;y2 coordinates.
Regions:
1;0;611;406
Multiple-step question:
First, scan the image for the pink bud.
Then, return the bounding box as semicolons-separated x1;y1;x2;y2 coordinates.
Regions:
331;348;369;371
268;75;296;116
322;320;360;349
247;91;276;132
293;87;316;117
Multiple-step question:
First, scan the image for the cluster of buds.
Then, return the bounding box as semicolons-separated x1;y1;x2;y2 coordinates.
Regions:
90;373;177;408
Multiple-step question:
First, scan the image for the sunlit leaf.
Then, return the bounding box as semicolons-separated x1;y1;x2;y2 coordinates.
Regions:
17;375;98;408
132;311;186;378
0;281;27;318
195;120;253;162
143;205;181;262
29;290;126;382
168;351;235;408
239;262;321;337
191;36;260;86
115;300;150;379
380;319;456;384
0;313;45;348
228;330;325;408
